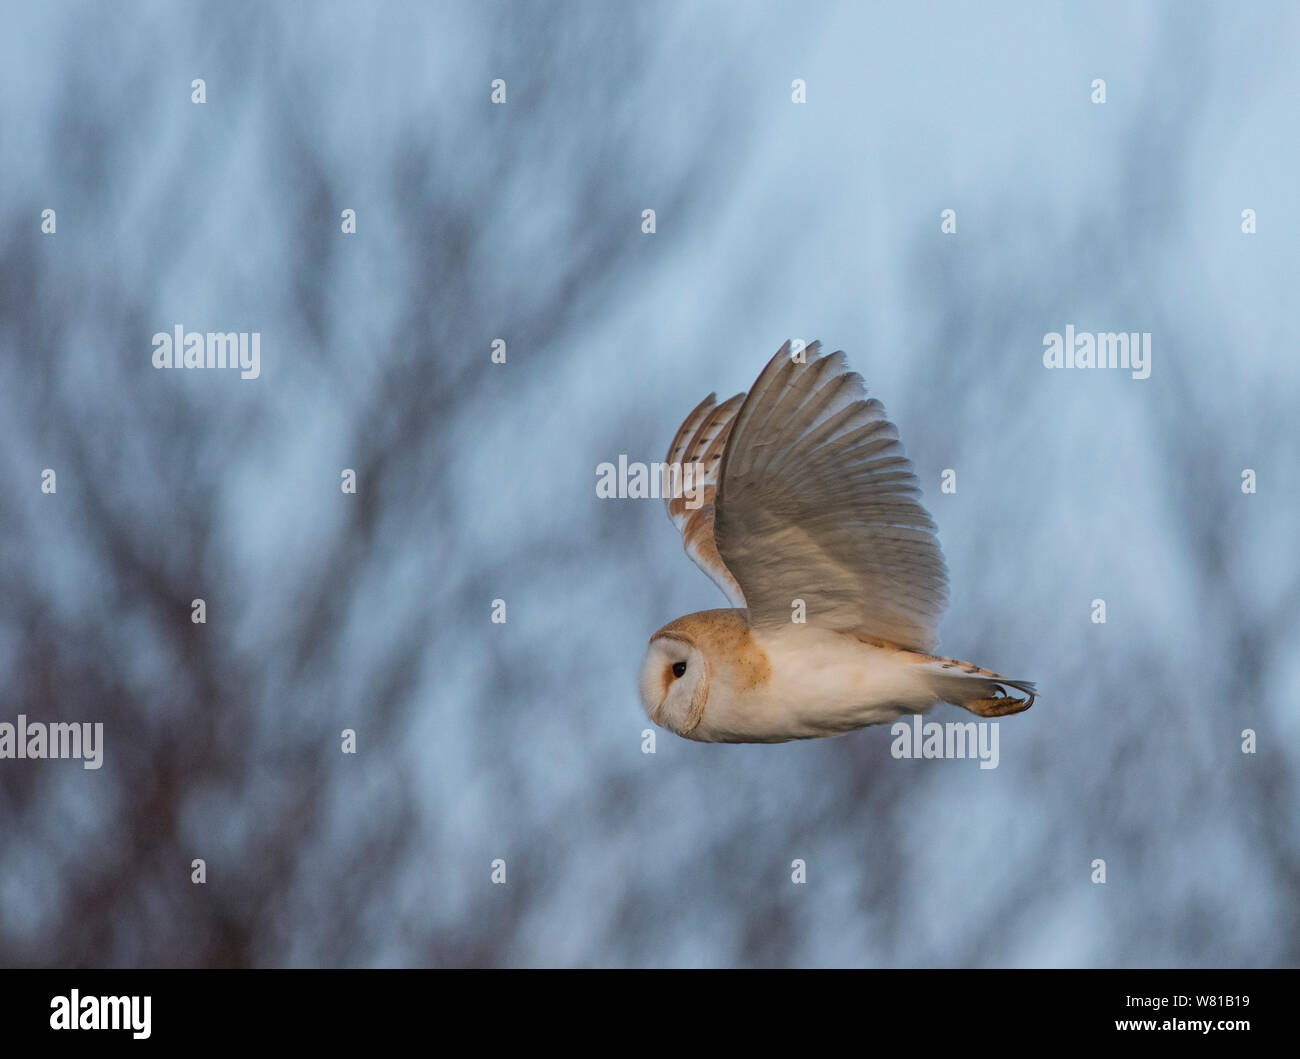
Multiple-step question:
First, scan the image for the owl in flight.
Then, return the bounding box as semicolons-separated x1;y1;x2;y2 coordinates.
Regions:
638;340;1035;743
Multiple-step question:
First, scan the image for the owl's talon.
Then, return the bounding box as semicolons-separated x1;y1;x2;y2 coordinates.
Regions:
966;695;1033;717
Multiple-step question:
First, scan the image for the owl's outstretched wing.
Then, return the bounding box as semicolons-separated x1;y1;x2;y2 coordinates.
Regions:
713;341;948;650
662;391;747;607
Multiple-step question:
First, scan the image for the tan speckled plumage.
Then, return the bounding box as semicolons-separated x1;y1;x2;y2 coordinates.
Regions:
662;393;746;608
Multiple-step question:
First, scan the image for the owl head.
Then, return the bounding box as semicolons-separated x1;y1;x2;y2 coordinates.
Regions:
638;609;765;739
638;630;711;737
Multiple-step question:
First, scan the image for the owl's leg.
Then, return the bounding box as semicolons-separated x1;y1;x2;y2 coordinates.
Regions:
907;652;1037;717
963;693;1034;717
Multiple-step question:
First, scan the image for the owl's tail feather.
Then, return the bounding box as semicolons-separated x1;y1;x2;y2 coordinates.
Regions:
914;654;1037;717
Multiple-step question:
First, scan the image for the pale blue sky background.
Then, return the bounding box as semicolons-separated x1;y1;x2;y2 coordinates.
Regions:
1;0;1297;967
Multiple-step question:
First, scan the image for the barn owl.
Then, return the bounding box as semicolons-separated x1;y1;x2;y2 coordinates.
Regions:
638;340;1035;743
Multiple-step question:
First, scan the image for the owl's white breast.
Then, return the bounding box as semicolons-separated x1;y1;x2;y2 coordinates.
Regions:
694;623;937;743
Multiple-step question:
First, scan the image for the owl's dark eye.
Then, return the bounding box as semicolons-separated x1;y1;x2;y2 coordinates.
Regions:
671;661;687;679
